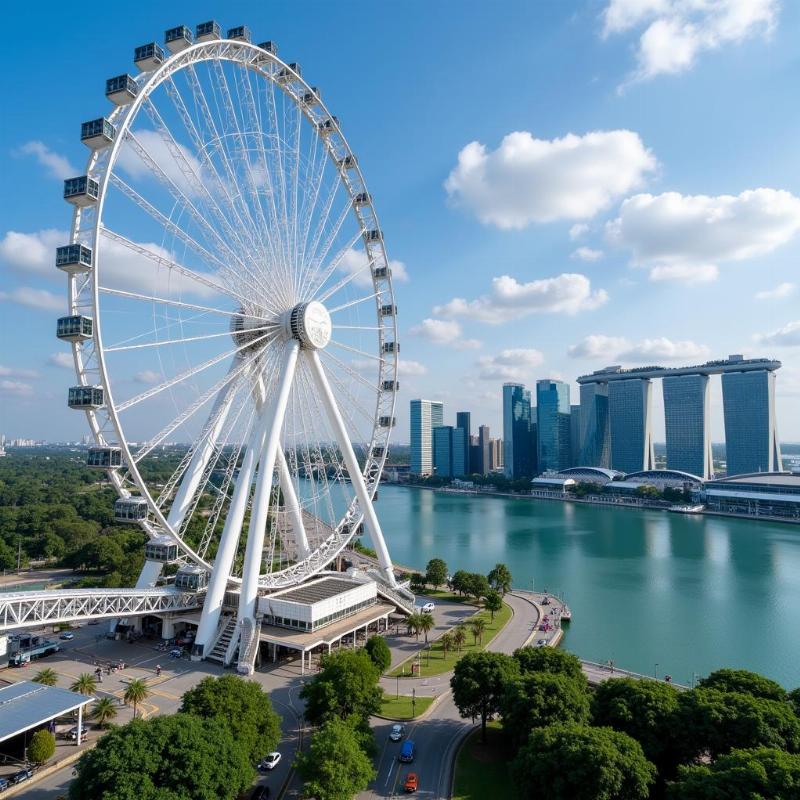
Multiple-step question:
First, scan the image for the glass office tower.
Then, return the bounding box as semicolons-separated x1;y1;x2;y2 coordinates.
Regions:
570;404;581;468
608;379;654;473
536;380;571;473
410;399;444;475
433;425;466;478
456;411;471;474
579;382;610;467
663;374;712;478
503;383;533;478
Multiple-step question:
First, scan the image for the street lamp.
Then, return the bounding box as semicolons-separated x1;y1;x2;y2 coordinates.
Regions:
654;662;659;679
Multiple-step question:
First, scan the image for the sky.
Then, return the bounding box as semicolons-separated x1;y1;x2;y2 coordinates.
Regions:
2;0;800;444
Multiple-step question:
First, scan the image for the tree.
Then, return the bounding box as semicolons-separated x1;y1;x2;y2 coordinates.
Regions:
406;612;422;641
453;625;467;653
790;687;800;719
501;672;591;748
465;572;490;601
425;558;448;588
450;570;470;596
591;678;681;775
68;714;253;800
513;645;584;681
469;617;487;646
418;612;435;643
364;636;391;674
674;688;800;762
513;723;655;800
483;589;503;621
91;696;118;729
668;747;800;800
33;667;58;686
439;631;454;658
451;651;519;742
409;572;426;593
123;678;151;719
487;563;512;595
301;649;383;727
698;668;787;702
295;716;376;800
180;675;282;763
28;729;56;765
70;673;97;696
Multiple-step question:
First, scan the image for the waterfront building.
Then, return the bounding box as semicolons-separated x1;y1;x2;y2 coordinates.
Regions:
704;472;800;519
578;382;610;468
553;466;622;487
456;411;471;474
410;399;443;475
536;380;572;473
490;437;503;471
722;369;782;476
608;379;654;474
433;425;466;478
503;383;534;478
663;374;712;479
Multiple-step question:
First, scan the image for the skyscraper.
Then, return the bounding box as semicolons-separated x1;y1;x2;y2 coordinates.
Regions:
456;411;471;475
433;425;466;478
663;374;712;478
570;404;581;468
503;383;533;478
478;425;491;476
608;379;654;473
410;399;444;475
722;369;782;475
536;380;572;473
579;382;610;467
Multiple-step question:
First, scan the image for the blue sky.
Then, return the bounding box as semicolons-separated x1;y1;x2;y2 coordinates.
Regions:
2;0;800;443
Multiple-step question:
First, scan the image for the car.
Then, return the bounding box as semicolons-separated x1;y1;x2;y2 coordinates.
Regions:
536;638;547;647
389;724;405;741
0;777;9;791
419;602;435;613
251;785;271;800
404;773;419;793
169;647;183;658
67;726;88;742
399;740;415;763
60;631;75;640
259;752;281;771
541;596;551;605
11;768;32;785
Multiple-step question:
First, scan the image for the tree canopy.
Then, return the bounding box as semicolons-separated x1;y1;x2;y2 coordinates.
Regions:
513;723;656;800
68;715;253;800
425;557;448;588
513;645;585;682
483;589;503;620
180;675;282;763
697;668;787;702
487;563;512;595
364;635;391;674
28;729;56;765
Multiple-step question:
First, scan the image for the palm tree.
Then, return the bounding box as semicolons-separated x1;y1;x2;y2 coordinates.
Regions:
439;631;454;659
90;697;118;729
123;678;150;719
469;618;487;646
407;612;423;641
453;625;467;653
33;668;58;687
70;673;97;696
418;613;435;644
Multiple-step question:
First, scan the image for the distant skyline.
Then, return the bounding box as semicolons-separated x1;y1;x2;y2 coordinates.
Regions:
2;1;800;442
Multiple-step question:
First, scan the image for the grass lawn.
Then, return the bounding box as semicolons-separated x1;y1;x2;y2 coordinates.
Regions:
424;588;480;605
388;601;513;679
452;723;516;800
379;694;435;720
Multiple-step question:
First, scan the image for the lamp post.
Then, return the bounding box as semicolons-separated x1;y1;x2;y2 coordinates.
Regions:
396;674;399;700
412;687;416;717
654;662;659;680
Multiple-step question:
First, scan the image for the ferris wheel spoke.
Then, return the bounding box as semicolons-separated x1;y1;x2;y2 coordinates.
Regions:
296;117;326;277
265;78;293;288
320;348;382;394
304;228;366;303
318;355;376;433
105;325;276;353
299;183;349;299
327;339;384;364
97;286;267;320
327;292;380;314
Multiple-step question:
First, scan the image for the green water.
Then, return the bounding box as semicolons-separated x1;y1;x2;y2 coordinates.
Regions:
375;485;800;687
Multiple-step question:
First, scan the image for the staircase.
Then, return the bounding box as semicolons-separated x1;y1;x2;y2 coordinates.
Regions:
237;616;260;675
206;615;237;664
366;568;416;615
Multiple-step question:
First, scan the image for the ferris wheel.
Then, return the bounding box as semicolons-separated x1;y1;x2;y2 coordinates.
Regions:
57;23;402;651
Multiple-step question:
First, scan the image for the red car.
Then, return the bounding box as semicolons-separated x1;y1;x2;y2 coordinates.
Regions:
404;773;418;793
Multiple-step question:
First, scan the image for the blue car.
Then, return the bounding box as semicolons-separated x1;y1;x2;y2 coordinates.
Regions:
399;740;415;763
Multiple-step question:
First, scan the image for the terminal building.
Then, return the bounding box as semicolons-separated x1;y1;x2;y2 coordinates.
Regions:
704;473;800;519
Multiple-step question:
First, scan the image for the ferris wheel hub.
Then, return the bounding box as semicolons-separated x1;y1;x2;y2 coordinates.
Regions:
289;301;332;349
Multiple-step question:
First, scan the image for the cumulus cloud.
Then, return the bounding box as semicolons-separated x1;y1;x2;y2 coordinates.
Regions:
116;129;204;195
606;189;800;283
756;320;800;347
134;370;161;385
337;247;409;289
568;334;710;362
0;380;34;397
433;273;608;324
48;353;74;369
0;229;66;277
0;287;63;312
15;141;77;180
571;247;604;262
756;282;795;301
569;223;590;240
0;365;39;379
399;360;428;377
602;0;778;83
444;129;657;229
408;319;481;350
477;349;545;381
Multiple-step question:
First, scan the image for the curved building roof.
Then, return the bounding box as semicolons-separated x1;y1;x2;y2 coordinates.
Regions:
626;469;703;483
557;467;623;481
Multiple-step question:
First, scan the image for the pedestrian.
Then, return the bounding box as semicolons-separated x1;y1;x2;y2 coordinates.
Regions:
156;664;161;677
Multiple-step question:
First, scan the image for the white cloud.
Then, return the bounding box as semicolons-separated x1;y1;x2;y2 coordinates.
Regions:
602;0;779;83
444;129;657;229
569;223;590;240
48;353;74;369
477;349;545;381
337;247;409;289
0;365;39;379
756;320;800;347
571;246;604;262
0;287;63;312
606;189;800;283
568;334;710;362
408;319;481;350
433;273;608;324
756;282;796;301
0;380;34;397
399;360;428;377
134;370;161;385
15;141;77;180
0;229;66;277
116;129;203;194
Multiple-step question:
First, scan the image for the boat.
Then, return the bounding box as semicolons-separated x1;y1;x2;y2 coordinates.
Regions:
667;504;705;514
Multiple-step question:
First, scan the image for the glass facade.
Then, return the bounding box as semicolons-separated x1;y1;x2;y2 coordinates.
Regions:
579;382;610;468
503;383;534;478
663;374;711;478
410;399;443;475
722;370;782;476
536;380;572;473
570;404;581;468
456;411;471;474
433;426;466;478
608;379;654;474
